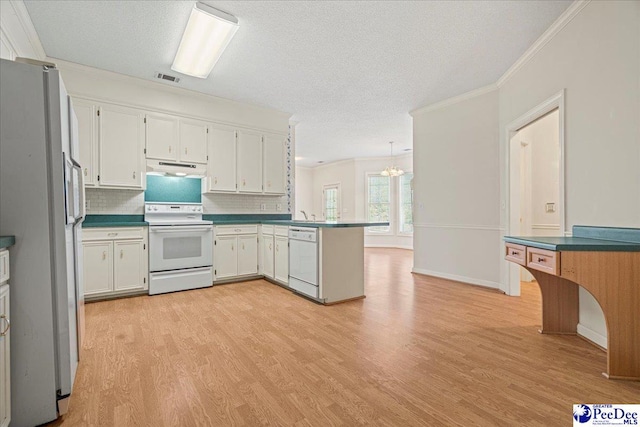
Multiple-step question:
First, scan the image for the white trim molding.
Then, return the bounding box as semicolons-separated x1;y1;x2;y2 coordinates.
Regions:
413;223;503;232
497;0;591;87
0;0;46;60
410;83;498;116
577;323;607;349
412;268;502;290
531;224;561;230
365;244;413;250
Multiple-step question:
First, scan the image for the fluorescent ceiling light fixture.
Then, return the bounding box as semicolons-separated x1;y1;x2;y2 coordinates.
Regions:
171;2;239;78
175;172;187;176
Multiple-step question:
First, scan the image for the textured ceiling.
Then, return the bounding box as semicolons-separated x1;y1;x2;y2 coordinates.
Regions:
24;0;571;167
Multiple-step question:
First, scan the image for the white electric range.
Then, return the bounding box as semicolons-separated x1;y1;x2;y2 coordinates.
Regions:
145;202;213;295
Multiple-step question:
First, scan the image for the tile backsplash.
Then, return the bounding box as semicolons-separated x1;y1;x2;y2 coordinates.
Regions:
86;188;289;215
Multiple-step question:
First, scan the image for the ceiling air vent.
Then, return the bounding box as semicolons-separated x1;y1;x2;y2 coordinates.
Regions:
155;72;181;83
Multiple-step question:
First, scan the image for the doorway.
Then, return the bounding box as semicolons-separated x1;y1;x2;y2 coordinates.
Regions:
322;183;341;221
504;91;565;296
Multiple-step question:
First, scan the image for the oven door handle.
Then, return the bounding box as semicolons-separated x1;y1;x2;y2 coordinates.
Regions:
150;226;212;233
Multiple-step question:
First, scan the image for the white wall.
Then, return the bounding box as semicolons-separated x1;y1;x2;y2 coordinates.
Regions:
411;89;501;288
295;166;314;220
498;0;640;348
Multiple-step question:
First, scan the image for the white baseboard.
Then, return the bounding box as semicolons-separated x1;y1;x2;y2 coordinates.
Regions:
365;244;413;250
411;268;500;290
577;323;607;349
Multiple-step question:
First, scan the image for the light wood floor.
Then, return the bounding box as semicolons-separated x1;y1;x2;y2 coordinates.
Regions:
51;248;639;426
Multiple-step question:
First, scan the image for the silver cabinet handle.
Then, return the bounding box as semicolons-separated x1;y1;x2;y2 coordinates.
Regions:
107;232;119;237
133;171;136;179
242;243;245;250
0;315;10;336
120;250;124;259
214;177;218;184
269;243;272;250
185;147;188;154
102;251;107;260
169;145;172;153
231;245;234;251
84;168;88;176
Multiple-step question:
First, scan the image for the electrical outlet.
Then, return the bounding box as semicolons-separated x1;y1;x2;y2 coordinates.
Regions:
85;200;90;210
276;203;282;211
260;203;266;211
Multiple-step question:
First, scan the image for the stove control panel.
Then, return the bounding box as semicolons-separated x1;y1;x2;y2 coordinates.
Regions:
145;204;203;213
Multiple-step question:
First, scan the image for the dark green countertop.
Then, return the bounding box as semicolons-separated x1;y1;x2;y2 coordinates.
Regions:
83;215;147;228
82;214;388;229
0;236;15;249
504;226;640;252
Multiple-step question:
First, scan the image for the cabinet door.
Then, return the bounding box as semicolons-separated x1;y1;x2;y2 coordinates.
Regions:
207;127;237;192
262;235;274;279
263;135;286;195
214;236;237;279
0;251;8;284
83;241;113;295
146;113;179;161
275;236;289;284
179;119;208;164
237;131;263;193
0;285;9;427
73;99;98;187
238;235;258;276
114;240;146;292
100;104;144;188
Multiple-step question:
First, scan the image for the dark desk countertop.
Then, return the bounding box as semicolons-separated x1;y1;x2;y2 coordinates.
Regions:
504;226;640;251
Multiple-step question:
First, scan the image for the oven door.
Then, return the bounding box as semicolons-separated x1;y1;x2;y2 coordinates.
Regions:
149;225;213;272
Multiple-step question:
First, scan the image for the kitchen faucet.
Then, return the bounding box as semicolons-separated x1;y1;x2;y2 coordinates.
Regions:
300;210;308;220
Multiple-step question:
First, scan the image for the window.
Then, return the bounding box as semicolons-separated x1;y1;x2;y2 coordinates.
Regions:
367;174;391;232
399;173;413;234
323;184;340;221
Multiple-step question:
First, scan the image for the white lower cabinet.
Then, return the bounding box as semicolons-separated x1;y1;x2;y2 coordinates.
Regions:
0;249;10;427
259;225;289;285
83;227;148;299
274;235;289;284
213;225;259;282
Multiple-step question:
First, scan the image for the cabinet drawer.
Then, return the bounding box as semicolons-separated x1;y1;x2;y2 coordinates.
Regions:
505;243;526;266
261;225;274;235
215;225;258;235
83;227;146;241
526;247;559;276
0;250;9;283
275;226;289;237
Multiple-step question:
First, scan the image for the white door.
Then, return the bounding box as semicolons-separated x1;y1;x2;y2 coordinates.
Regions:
238;235;258;276
179;119;208;164
145;112;179;162
100;104;144;188
0;285;9;427
274;236;289;284
114;241;145;292
237;131;263;193
263;135;286;195
83;241;113;295
72;99;97;187
323;184;341;221
262;234;274;279
207;127;237;192
215;236;237;279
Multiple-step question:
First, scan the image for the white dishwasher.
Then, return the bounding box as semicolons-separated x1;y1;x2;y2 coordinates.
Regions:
288;227;319;299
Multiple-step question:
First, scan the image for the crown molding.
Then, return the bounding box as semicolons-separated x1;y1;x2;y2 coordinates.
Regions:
409;83;498;116
496;0;591;88
0;0;46;60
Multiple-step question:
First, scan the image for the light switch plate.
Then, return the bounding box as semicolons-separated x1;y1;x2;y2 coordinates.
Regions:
260;203;266;211
276;203;282;211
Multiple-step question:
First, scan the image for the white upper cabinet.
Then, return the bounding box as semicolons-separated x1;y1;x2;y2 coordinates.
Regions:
237;130;263;193
179;119;208;164
263;135;287;195
206;126;237;192
99;104;145;189
72;99;98;187
145;112;179;162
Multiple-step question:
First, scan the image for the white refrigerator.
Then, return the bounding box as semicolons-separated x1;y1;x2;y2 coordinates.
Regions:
0;59;85;426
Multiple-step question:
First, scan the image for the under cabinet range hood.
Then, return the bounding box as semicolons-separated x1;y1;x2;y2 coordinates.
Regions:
146;159;206;177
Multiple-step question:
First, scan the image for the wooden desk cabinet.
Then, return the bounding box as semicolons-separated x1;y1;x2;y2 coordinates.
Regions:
504;242;640;381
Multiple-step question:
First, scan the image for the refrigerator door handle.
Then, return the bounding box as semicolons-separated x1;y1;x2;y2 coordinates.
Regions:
71;159;86;222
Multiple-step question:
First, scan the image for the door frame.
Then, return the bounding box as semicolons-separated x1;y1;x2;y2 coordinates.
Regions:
322;183;341;220
503;89;565;296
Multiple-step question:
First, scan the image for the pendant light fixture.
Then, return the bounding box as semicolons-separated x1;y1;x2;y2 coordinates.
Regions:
380;141;405;177
171;2;239;78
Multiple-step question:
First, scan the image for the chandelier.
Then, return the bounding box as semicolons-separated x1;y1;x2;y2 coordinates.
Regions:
380;141;405;177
